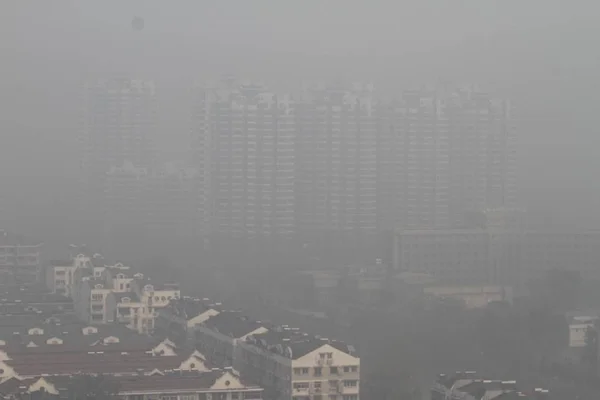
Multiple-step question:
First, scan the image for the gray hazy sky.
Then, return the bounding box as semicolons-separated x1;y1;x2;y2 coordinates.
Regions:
1;1;600;229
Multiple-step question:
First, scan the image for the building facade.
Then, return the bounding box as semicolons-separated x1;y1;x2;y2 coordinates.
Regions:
193;79;296;255
0;231;43;284
295;82;378;256
378;86;517;231
79;78;157;248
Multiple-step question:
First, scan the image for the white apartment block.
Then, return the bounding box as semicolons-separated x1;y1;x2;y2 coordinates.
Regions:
48;253;180;334
195;312;360;400
237;329;360;400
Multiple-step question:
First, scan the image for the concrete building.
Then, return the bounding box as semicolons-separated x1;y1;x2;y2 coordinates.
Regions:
103;161;149;262
79;78;157;247
393;227;600;285
195;312;268;368
193;78;296;252
378;86;518;231
423;285;513;309
432;372;549;400
0;370;263;400
0;230;43;284
295;82;378;256
62;258;180;334
236;328;360;400
195;312;360;400
155;297;221;345
144;161;202;263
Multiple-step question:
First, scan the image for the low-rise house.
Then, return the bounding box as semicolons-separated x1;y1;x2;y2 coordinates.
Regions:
0;369;263;400
0;320;158;361
0;350;209;379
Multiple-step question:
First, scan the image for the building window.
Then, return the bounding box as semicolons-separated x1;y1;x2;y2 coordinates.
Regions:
343;381;358;388
314;367;322;376
342;396;358;400
91;293;103;301
293;368;309;375
293;383;309;393
344;366;358;373
180;395;197;400
330;367;338;375
160;396;177;400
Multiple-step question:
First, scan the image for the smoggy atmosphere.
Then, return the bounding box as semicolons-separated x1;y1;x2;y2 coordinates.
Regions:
1;2;600;400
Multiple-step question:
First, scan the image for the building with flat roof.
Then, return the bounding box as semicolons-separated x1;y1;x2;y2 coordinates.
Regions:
0;230;43;284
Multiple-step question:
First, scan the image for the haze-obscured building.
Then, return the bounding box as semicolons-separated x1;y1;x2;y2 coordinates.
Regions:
0;230;43;284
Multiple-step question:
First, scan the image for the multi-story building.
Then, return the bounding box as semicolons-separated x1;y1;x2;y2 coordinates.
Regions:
144;161;201;261
79;78;157;247
0;230;43;284
195;312;360;400
378;86;517;231
59;257;180;333
195;79;296;250
195;311;268;367
155;297;221;345
431;372;549;400
46;251;103;297
393;225;600;286
295;82;378;258
103;161;149;262
0;369;264;400
236;328;360;400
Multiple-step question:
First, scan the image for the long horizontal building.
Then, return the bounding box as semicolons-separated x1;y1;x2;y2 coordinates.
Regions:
432;372;549;400
0;370;263;400
194;311;360;400
393;228;600;285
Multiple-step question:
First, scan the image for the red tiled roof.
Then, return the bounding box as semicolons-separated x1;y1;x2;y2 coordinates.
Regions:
116;372;260;393
7;352;197;377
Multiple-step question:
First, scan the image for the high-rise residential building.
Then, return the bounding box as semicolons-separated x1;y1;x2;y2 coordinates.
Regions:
102;160;201;264
193;78;296;252
295;82;378;257
103;161;148;262
0;230;43;284
378;86;517;231
144;161;201;262
79;78;157;246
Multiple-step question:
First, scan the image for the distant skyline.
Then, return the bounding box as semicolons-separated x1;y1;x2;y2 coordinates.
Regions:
1;1;600;247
